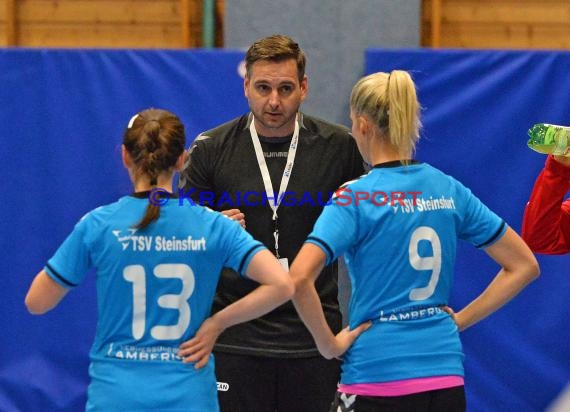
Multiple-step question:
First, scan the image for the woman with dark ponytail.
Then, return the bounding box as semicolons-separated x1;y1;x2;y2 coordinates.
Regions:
122;109;186;229
25;108;294;411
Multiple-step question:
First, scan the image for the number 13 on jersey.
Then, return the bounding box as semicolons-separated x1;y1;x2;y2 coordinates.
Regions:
123;264;195;340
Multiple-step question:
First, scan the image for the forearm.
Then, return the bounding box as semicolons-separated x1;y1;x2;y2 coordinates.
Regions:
292;278;337;358
178;250;293;368
455;267;537;331
212;282;292;331
522;155;570;254
290;244;338;358
456;228;539;331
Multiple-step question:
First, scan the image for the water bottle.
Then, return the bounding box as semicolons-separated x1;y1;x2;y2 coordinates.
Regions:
527;123;570;156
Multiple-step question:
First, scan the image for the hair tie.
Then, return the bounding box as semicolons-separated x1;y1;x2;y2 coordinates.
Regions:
127;113;139;129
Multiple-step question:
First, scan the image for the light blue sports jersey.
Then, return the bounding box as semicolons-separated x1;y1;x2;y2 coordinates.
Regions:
307;161;506;385
45;194;265;411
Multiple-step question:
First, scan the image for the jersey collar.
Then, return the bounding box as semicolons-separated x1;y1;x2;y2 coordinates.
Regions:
373;159;421;168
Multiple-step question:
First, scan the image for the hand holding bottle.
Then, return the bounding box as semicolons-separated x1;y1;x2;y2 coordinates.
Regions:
527;123;570;156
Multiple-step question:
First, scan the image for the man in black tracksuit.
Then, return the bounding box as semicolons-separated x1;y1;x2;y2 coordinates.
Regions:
179;34;364;412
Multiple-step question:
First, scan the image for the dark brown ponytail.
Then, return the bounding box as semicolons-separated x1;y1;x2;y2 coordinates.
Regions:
123;108;185;229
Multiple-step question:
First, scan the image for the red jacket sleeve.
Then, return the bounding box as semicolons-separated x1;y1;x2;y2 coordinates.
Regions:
522;155;570;254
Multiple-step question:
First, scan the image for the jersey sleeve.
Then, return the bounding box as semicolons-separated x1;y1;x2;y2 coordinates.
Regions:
178;135;215;206
45;214;93;288
522;155;570;254
213;212;266;277
305;187;360;265
456;184;507;249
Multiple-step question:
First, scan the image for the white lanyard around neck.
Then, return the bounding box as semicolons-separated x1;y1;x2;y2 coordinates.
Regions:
249;114;300;257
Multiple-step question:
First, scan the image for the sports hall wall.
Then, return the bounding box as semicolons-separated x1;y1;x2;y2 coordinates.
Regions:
1;47;569;412
225;0;421;126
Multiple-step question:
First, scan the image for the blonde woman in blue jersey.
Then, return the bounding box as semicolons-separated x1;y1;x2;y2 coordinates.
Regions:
290;71;539;411
25;108;294;412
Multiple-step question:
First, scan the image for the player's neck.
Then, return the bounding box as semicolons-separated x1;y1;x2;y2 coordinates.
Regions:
132;174;175;193
367;141;404;165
